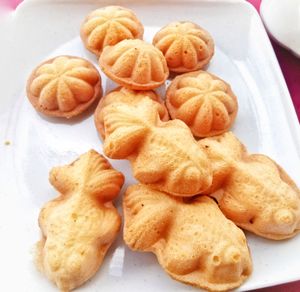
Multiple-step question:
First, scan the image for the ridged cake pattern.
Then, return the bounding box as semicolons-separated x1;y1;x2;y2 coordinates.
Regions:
81;6;144;56
27;56;101;118
153;21;214;72
166;71;238;137
99;39;169;90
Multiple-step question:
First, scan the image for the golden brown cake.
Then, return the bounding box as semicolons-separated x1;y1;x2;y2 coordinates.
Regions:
26;56;102;118
99;39;169;90
123;184;252;292
102;97;212;196
166;70;238;137
36;150;124;291
153;21;214;73
94;86;169;138
198;132;300;240
80;6;144;56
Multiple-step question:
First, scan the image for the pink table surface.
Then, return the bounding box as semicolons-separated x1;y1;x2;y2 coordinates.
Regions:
2;0;300;291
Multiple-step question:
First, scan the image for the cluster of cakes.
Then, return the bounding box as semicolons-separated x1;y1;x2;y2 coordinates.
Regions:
26;5;300;292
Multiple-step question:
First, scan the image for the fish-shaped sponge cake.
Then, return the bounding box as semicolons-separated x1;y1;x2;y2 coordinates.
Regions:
199;132;300;240
101;97;212;196
36;150;124;291
123;184;252;291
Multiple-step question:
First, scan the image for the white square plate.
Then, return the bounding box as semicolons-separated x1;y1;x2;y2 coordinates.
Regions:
1;0;300;291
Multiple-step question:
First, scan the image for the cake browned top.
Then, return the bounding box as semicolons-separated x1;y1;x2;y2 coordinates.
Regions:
166;70;238;137
26;56;102;118
99;39;169;90
153;21;214;73
80;5;144;56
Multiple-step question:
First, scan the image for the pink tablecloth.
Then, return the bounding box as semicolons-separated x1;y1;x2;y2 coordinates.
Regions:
3;0;300;291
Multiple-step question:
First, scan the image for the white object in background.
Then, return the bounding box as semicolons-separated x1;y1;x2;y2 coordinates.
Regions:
260;0;300;57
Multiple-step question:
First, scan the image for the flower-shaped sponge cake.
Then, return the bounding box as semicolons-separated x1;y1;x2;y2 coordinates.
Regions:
99;39;169;90
123;184;252;292
80;6;144;56
94;86;169;138
101;97;212;196
198;132;300;240
166;71;238;137
27;56;102;118
36;150;124;291
153;21;214;73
